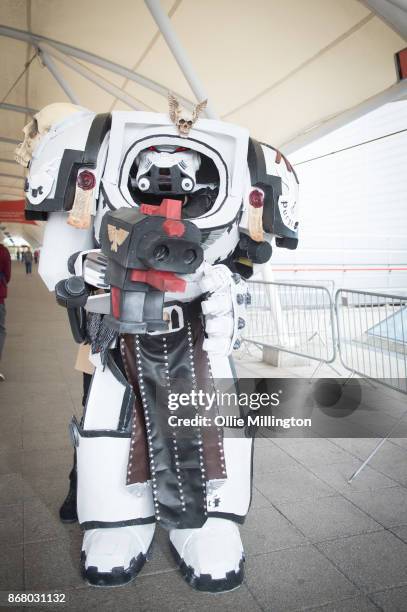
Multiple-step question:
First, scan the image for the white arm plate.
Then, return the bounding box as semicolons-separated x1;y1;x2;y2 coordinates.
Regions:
38;212;94;291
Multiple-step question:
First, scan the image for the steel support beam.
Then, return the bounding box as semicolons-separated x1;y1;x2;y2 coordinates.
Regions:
0;102;38;115
0;181;24;188
363;0;407;39
39;44;145;110
0;188;24;196
145;0;217;119
0;25;193;109
0;172;24;180
0;136;20;145
282;79;407;155
39;50;80;104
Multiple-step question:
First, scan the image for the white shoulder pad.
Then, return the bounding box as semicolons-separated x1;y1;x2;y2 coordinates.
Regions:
25;112;111;219
243;139;299;250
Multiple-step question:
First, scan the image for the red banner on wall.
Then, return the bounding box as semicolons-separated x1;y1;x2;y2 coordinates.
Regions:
396;47;407;81
0;199;36;225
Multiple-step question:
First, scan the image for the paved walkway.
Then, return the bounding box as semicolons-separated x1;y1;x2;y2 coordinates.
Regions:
1;263;407;611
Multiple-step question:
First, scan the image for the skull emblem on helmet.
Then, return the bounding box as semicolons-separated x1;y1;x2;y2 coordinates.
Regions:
168;92;207;137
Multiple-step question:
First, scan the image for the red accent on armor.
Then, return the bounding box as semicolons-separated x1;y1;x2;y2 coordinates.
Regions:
162;219;185;237
140;198;182;220
130;269;186;293
249;188;264;209
111;287;121;318
77;170;96;190
175;146;188;152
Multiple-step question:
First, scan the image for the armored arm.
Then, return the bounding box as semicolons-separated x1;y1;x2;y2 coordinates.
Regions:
38;212;95;291
18;108;111;291
16;107;112;344
235;139;299;279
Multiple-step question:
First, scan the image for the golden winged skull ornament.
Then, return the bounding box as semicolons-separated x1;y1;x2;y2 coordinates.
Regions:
168;93;207;137
107;224;129;253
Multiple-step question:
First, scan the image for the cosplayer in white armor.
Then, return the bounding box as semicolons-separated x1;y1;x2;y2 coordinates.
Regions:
16;100;299;591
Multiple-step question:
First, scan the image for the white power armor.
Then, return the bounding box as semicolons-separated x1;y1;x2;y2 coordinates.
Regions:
18;101;299;591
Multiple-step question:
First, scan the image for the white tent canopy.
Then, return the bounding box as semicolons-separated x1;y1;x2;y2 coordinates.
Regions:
0;0;405;242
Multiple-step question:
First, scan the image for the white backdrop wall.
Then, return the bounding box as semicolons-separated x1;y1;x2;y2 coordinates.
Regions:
272;100;407;294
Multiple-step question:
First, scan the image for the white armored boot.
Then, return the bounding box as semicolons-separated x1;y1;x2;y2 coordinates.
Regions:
81;524;155;587
169;436;252;591
169;518;244;591
74;420;155;587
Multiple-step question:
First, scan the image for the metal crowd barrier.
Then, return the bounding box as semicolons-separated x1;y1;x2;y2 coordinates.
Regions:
243;282;407;396
335;289;407;395
243;282;407;481
243;280;337;364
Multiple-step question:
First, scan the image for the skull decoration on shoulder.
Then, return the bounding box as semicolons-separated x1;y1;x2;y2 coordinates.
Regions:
15;102;84;167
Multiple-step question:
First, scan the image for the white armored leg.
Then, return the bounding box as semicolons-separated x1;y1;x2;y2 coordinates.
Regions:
73;359;155;587
75;429;155;528
206;436;252;520
206;352;253;522
169;352;253;592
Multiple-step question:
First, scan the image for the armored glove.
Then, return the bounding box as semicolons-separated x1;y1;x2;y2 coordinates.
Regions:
68;249;109;290
200;263;250;356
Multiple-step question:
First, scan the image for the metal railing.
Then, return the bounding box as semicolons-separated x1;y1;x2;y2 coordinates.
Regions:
278;278;335;296
335;289;407;395
243;280;336;364
243;282;407;397
242;282;407;481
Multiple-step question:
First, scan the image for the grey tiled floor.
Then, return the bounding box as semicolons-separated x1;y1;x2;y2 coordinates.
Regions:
1;264;407;611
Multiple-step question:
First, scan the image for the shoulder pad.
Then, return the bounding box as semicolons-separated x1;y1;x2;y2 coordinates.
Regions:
248;138;299;249
25;113;111;220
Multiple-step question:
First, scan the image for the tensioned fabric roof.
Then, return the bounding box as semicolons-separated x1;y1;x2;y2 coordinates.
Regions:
0;0;405;245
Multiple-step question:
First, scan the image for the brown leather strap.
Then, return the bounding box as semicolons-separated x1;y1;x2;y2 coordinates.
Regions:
120;335;150;485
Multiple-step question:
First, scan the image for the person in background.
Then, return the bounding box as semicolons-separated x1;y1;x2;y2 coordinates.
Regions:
34;249;39;264
24;248;33;274
16;249;20;262
0;242;11;381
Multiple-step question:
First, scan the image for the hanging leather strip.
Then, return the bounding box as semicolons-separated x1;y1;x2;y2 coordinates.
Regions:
132;319;205;529
120;336;151;485
120;299;226;529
